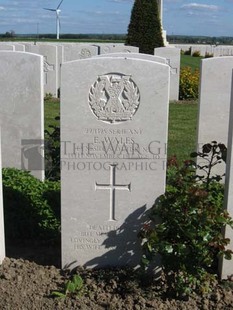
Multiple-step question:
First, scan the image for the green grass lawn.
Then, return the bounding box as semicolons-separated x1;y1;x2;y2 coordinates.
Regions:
168;101;198;163
45;100;198;164
44;99;60;133
181;55;203;71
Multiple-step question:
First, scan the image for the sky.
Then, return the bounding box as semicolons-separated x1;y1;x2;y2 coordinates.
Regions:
0;0;233;37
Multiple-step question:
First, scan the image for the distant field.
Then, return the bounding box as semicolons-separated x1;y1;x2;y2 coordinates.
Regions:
181;55;203;71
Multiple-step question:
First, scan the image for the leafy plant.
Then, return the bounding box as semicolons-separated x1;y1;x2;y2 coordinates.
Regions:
179;66;199;100
52;274;84;298
139;142;233;297
205;52;213;58
3;168;60;241
45;116;60;181
44;93;53;101
184;48;191;55
192;51;201;57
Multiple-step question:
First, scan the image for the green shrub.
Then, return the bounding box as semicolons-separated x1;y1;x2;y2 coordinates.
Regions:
139;142;233;297
3;168;60;242
205;52;213;58
45;116;60;181
126;0;164;54
184;48;191;55
192;51;201;57
44;93;53;101
179;67;199;100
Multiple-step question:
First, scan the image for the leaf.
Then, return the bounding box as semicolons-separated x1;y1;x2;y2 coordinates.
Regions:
65;281;76;293
51;291;66;298
190;152;198;158
165;245;173;253
224;250;232;260
73;275;83;290
202;144;212;154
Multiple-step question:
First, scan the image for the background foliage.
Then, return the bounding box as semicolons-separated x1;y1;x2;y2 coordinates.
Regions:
3;168;60;242
126;0;164;54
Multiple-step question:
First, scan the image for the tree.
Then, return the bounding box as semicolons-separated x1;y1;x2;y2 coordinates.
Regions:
126;0;164;54
4;30;16;38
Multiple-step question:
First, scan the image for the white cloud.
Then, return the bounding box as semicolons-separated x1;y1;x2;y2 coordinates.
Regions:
181;3;220;11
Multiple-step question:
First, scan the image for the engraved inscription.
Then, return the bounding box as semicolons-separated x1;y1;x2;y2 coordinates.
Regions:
103;46;110;53
165;59;177;75
95;164;131;221
79;48;91;59
89;73;140;123
43;56;55;84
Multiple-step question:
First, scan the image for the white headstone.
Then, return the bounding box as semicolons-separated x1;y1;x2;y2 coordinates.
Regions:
0;129;5;265
191;45;208;57
154;47;180;100
99;44;139;54
13;44;25;52
219;72;233;279
96;52;166;64
0;51;44;180
27;44;58;97
61;57;169;269
64;44;98;62
0;44;15;51
197;57;233;177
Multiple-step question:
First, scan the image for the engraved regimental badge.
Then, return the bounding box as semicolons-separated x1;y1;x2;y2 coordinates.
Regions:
89;73;140;123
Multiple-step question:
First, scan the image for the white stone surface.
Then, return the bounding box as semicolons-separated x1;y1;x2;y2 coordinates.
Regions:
61;57;170;269
13;44;25;52
197;57;233;177
0;129;5;265
154;47;180;100
64;44;98;62
99;45;139;54
0;51;44;180
0;44;15;51
219;72;233;279
191;45;210;57
57;45;64;88
95;52;166;64
27;44;58;97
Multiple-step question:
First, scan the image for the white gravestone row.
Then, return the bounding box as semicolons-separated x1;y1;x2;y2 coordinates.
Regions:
96;52;166;65
197;57;233;177
191;45;213;57
0;51;44;180
0;44;15;51
63;44;98;62
214;46;233;57
61;57;170;269
99;44;139;54
26;44;58;97
0;130;4;265
154;47;180;101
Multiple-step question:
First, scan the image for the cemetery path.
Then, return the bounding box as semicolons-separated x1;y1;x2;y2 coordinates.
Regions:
0;257;233;309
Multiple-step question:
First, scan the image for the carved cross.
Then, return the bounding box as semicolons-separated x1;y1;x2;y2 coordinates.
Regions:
95;164;131;221
43;56;55;84
166;59;178;75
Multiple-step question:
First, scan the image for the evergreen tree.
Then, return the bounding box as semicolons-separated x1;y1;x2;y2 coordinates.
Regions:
126;0;164;54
